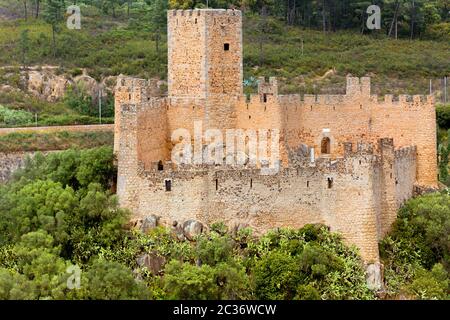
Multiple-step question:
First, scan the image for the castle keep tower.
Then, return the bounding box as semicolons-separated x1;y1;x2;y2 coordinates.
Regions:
167;9;243;131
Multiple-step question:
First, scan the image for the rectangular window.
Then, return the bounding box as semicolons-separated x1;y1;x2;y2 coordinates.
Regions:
165;180;172;192
224;43;230;51
327;178;333;189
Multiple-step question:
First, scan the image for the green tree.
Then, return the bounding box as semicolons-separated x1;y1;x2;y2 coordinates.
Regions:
407;264;449;300
147;0;168;56
19;29;30;67
42;0;66;57
163;260;251;299
73;259;151;300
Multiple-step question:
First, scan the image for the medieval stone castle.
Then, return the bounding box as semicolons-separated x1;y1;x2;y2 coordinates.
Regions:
114;9;437;267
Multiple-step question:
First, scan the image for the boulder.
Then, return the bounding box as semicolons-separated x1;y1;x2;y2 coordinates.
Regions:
140;215;160;233
74;74;100;99
182;220;204;241
136;252;166;275
366;263;383;291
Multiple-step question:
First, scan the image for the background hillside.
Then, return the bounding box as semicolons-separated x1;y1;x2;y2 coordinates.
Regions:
0;0;448;96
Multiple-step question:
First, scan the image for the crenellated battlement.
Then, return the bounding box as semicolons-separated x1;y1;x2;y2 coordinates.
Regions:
169;9;242;17
395;146;417;159
115;76;163;105
246;76;434;110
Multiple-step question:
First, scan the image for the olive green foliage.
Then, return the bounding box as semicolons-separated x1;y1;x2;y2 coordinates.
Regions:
64;86;114;118
0;147;149;300
248;225;374;300
380;192;450;299
0;105;33;126
0;146;448;300
0;131;114;153
437;105;450;130
70;259;152;300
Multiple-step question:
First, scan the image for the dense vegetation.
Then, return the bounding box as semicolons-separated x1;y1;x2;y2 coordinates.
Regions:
437;104;450;185
0;147;448;300
381;192;450;299
0;130;113;152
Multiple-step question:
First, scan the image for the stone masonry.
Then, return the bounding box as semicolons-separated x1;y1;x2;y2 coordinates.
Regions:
114;9;437;267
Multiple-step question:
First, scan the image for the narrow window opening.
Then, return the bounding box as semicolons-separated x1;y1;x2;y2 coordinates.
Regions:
250;179;253;189
215;179;218;190
165;180;172;192
321;137;331;154
307;181;310;188
263;93;268;103
195;18;197;24
157;161;164;171
327;178;333;189
224;43;230;51
129;94;131;100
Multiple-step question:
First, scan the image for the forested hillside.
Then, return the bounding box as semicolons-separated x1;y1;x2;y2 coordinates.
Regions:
0;0;448;94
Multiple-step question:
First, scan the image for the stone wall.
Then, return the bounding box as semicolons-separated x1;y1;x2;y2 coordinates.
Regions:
121;151;386;262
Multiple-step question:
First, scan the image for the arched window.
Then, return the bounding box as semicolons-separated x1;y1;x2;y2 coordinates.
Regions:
157;161;164;171
321;137;331;154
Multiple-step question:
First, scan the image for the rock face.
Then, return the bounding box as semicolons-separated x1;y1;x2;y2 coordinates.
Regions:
136;252;166;275
366;263;383;291
182;220;204;241
27;69;72;102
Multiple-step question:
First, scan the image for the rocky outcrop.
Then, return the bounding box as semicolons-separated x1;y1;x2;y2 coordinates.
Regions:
1;66;167;104
182;220;204;241
26;69;72;102
136;252;166;275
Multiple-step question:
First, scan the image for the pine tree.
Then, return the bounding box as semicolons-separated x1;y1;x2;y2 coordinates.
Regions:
42;0;65;58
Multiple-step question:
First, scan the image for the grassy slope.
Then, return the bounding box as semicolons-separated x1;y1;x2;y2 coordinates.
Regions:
0;130;113;152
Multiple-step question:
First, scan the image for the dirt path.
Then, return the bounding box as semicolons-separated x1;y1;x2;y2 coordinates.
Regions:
0;124;114;136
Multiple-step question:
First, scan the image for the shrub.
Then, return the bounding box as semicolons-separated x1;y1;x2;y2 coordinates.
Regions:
437;105;450;129
0;105;33;126
380;192;450;297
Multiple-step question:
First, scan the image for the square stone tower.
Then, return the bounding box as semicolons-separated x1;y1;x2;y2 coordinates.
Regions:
167;9;243;131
